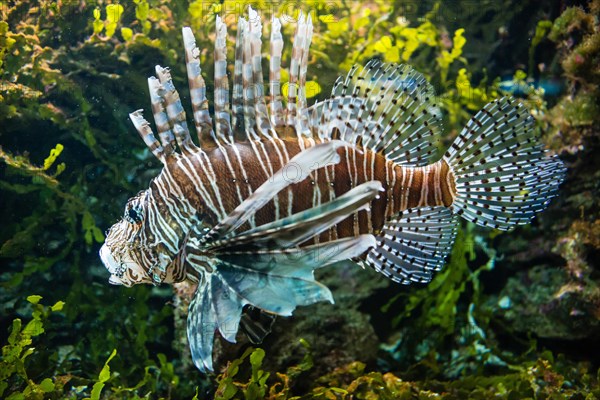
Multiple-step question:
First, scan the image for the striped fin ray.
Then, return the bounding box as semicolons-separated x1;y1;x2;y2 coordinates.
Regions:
182;27;216;147
187;277;218;372
201;140;351;243
366;207;458;284
143;10;317;149
208;181;383;251
148;77;176;154
218;235;376;277
231;16;246;139
214;16;233;143
309;95;367;142
129;110;170;162
313;60;442;166
296;13;314;137
248;7;273;137
269;16;285;129
285;12;309;132
444;97;566;230
131;64;203;161
240;16;259;139
154;66;198;155
239;307;276;345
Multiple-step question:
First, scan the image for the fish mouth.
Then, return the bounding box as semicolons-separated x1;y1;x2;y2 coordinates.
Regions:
99;244;117;273
99;244;123;286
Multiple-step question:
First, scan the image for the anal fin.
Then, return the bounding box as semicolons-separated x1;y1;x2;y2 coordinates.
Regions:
366;206;458;284
240;306;277;344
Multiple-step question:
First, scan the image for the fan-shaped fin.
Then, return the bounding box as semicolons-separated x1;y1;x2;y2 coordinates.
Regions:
444;97;566;230
366;206;458;284
185;234;375;372
311;60;443;166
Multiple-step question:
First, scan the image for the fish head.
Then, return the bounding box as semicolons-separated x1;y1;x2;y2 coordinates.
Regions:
99;190;161;287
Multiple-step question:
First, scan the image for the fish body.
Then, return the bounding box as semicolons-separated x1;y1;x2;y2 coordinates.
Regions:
99;8;565;372
162;139;453;238
499;78;563;97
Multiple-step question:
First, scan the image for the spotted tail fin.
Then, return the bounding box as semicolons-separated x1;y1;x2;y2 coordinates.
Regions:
444;97;566;230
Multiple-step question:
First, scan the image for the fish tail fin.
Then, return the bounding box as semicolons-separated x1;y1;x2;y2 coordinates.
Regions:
444;97;566;230
363;98;566;284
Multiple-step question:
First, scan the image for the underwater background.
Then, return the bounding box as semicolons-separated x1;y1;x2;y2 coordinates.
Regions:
1;0;599;398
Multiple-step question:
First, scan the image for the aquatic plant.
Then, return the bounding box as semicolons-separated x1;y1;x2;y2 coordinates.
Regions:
543;0;600;154
210;342;600;399
0;296;65;399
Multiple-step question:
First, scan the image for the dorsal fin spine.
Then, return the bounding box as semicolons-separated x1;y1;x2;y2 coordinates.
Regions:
147;76;175;155
214;15;233;143
182;27;216;148
286;12;305;131
155;65;198;155
240;17;259;139
297;14;313;137
247;7;272;138
269;17;285;128
231;17;246;140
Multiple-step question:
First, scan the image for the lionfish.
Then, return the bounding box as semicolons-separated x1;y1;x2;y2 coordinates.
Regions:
99;8;565;372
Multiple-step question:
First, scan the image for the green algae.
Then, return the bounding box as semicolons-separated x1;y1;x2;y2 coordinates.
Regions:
0;296;66;400
211;343;600;399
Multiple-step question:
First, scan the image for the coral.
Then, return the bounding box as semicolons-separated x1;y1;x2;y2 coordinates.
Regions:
211;345;600;399
544;0;600;153
489;0;600;382
498;265;600;340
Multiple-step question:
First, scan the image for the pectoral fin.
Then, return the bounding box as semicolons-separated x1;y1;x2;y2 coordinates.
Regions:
183;143;381;373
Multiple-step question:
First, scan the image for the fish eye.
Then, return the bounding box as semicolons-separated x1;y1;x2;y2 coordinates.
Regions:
125;205;143;224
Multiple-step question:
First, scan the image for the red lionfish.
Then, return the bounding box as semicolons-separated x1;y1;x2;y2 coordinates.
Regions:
99;8;566;372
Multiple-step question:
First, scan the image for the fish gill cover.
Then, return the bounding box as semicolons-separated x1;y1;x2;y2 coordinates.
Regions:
0;0;599;399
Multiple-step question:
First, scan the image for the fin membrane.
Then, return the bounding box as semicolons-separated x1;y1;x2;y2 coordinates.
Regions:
310;60;443;166
444;97;566;230
185;143;381;372
240;306;277;344
366;206;458;284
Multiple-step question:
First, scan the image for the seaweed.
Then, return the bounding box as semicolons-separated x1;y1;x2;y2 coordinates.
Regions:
210;342;600;399
0;295;66;399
